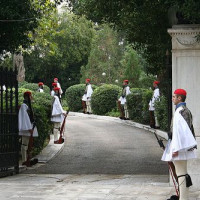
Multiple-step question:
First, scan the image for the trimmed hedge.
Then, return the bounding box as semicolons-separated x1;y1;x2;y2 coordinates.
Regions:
65;84;97;112
18;87;53;155
126;88;152;124
155;95;168;131
22;83;50;94
91;84;121;115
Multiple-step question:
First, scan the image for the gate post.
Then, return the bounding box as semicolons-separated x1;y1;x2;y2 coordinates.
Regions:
168;24;200;189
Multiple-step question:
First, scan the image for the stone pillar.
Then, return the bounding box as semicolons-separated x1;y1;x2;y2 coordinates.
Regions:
168;25;200;189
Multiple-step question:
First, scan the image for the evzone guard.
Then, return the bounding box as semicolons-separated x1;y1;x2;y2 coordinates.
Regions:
18;91;38;167
118;80;131;120
149;80;160;128
51;87;66;144
53;78;63;97
51;82;57;97
162;89;197;200
82;78;93;114
38;82;44;93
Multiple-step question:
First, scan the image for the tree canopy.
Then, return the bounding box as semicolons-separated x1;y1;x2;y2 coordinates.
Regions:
24;10;95;90
0;0;63;54
71;0;200;74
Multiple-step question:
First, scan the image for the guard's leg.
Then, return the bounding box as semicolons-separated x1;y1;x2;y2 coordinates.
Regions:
118;101;125;119
53;122;60;142
124;103;129;119
21;136;30;163
82;100;86;113
154;109;160;128
174;160;189;200
149;111;155;128
86;100;92;114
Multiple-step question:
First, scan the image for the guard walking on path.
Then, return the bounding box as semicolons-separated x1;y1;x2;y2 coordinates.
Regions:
162;89;197;200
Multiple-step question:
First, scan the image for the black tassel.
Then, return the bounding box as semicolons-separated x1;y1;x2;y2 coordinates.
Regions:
185;174;192;187
167;195;179;200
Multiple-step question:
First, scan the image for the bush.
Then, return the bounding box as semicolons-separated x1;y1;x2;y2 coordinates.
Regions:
22;83;50;94
105;108;120;117
142;89;153;124
127;88;152;124
155;95;168;131
18;88;53;155
91;84;121;115
65;84;97;112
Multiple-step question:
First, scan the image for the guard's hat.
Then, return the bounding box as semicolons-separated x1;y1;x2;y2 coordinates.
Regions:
123;80;129;83
52;82;57;87
153;81;160;85
174;89;187;96
38;82;43;86
54;87;60;91
24;91;32;97
54;78;58;81
86;78;91;82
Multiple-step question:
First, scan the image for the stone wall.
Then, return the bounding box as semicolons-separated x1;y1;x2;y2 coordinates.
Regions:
168;24;200;189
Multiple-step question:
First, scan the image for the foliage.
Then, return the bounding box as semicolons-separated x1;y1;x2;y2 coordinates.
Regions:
126;88;152;124
0;0;63;54
22;82;50;94
18;86;53;155
91;84;121;115
154;95;168;131
65;84;97;112
71;0;171;75
24;10;95;91
18;81;28;88
120;46;142;87
71;0;200;75
138;73;156;89
105;108;120;117
80;24;125;85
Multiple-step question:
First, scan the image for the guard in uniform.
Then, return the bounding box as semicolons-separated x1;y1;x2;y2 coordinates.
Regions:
38;82;44;92
18;91;38;166
82;79;93;114
54;78;63;97
118;80;131;120
51;82;57;97
149;80;160;128
51;87;66;144
162;89;197;200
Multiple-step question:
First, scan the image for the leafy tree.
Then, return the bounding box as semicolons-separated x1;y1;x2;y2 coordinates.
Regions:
80;24;125;85
24;10;95;91
71;0;200;75
0;0;63;54
120;46;141;88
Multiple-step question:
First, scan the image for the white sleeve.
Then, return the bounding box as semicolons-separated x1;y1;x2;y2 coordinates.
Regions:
18;104;32;131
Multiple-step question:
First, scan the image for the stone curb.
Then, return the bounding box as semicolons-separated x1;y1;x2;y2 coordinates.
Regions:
34;134;65;163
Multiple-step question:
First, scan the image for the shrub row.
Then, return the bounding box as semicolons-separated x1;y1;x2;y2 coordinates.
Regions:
65;84;168;131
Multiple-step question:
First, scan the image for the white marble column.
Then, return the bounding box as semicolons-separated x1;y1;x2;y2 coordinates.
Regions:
168;24;200;189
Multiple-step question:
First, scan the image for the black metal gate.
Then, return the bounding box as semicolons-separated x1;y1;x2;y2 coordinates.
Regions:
0;67;19;177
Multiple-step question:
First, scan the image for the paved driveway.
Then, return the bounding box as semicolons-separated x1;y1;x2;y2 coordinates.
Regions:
25;115;168;175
